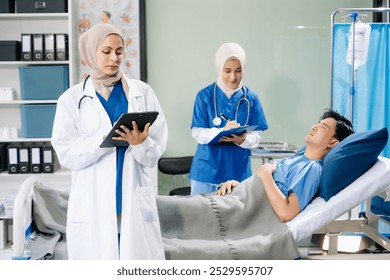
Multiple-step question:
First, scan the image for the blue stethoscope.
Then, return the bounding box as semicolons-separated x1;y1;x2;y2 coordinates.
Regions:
212;83;250;126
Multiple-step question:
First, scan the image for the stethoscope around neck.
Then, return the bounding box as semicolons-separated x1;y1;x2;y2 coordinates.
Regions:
78;75;93;109
212;83;250;126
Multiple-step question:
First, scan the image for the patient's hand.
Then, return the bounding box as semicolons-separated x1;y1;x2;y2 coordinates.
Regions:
256;162;277;180
216;180;240;196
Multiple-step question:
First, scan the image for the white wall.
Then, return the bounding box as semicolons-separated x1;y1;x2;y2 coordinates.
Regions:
145;0;371;151
143;0;372;193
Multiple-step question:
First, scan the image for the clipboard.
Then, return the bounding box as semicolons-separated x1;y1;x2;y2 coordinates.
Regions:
100;111;159;148
209;125;258;145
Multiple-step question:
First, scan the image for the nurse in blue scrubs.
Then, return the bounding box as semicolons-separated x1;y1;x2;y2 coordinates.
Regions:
189;42;268;195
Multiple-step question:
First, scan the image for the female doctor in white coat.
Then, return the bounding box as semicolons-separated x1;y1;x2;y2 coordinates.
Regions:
51;24;168;260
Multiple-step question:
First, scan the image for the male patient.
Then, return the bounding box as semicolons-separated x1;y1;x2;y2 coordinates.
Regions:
217;108;354;222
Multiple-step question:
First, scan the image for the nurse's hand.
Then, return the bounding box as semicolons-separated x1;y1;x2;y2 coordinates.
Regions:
224;120;240;130
216;180;240;196
220;132;247;145
113;121;150;145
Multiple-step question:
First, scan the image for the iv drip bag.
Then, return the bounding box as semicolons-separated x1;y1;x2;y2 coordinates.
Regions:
346;22;371;70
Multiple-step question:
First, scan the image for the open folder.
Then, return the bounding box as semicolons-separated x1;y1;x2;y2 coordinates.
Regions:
100;111;159;148
209;125;258;145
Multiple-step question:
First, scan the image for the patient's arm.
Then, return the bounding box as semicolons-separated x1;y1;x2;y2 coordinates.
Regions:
256;163;300;222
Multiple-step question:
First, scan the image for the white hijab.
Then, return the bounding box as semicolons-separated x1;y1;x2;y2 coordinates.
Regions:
215;42;246;97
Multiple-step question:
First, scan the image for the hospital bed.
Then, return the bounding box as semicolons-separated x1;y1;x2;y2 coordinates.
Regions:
10;155;390;259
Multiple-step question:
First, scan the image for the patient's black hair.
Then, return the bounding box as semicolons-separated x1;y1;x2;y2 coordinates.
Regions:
320;108;354;141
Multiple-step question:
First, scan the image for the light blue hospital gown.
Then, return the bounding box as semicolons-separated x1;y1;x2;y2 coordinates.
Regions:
273;154;323;211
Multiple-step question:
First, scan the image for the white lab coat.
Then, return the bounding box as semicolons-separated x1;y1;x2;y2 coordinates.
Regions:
51;76;168;260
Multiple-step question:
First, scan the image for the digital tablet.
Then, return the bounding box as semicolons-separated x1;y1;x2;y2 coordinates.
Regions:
100;111;159;148
209;125;258;145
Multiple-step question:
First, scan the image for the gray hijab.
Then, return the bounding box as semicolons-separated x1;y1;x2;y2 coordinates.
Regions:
78;23;127;98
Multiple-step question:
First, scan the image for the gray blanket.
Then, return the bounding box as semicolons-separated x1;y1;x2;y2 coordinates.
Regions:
27;175;299;260
27;184;69;260
157;176;299;260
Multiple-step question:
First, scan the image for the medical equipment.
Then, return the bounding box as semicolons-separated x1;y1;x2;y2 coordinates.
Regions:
11;156;390;259
252;141;298;163
331;7;390;125
78;94;93;109
344;12;371;121
212;83;250;126
77;75;94;109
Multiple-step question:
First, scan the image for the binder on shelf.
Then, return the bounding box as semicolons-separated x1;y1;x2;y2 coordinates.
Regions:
18;144;30;173
55;34;68;61
32;34;44;61
0;143;8;173
42;144;58;173
44;34;55;61
7;144;19;174
21;34;32;61
30;143;42;173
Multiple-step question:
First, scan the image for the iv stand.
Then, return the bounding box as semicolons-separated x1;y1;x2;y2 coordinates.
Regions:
349;12;358;122
331;8;390;122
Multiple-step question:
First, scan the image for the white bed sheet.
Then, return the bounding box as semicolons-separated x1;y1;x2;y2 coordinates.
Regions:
287;156;390;243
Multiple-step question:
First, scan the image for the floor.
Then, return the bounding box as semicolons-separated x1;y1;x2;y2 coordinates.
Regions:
0;242;12;260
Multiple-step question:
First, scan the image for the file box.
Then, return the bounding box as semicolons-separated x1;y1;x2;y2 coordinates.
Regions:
0;0;15;13
16;0;67;13
0;41;21;61
20;104;56;138
19;65;68;100
0;143;7;173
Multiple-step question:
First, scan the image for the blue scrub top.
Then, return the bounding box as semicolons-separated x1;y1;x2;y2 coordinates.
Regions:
273;154;322;211
189;83;268;184
97;81;128;215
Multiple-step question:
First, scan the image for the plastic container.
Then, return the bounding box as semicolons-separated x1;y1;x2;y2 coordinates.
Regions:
19;65;68;100
20;104;57;138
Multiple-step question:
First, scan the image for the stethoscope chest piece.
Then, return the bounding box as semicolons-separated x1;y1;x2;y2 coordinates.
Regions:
212;116;222;126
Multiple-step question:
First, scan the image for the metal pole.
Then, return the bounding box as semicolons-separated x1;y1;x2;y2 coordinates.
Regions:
349;12;358;122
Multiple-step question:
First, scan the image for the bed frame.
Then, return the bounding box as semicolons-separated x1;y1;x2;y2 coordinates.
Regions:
314;191;390;255
287;156;390;255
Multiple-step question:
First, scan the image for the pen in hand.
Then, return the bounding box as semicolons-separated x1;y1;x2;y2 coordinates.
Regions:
220;113;229;121
220;113;240;130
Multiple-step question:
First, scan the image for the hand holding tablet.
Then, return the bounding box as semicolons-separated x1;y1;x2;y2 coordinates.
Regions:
100;111;159;148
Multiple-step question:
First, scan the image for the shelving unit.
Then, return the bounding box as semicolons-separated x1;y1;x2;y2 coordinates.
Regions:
0;1;75;248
